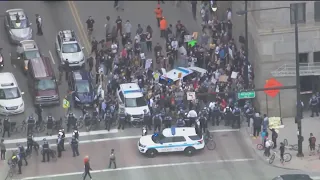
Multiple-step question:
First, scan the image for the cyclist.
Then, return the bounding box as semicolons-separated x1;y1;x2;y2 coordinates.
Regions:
42;138;50;162
26;134;34;153
67;112;77;132
11;153;22;174
86;16;95;34
27;114;37;135
16;143;28;166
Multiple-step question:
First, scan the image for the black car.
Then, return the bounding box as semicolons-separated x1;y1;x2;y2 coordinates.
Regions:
272;174;313;180
68;70;97;107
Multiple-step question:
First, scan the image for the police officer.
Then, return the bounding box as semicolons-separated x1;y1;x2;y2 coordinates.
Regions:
57;132;63;158
183;112;191;127
163;114;173;128
232;106;241;128
153;113;162;133
84;111;91;132
310;95;319;117
118;108;126;130
2;116;10;138
42;138;50;162
199;114;207;133
27;114;36;135
35;104;43;124
224;106;232;126
246;106;254;127
70;136;79;157
17;143;28;166
212;102;220;126
15;153;22;174
104;110;112;131
59;129;66;151
46;114;54;136
176;115;185;127
67;112;77;132
142;109;152;130
35;14;43;35
73;129;79;140
27;134;34;153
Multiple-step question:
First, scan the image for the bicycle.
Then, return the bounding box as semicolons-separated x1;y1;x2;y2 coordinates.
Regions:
25;142;40;159
7;160;16;178
283;138;298;151
204;129;216;150
269;151;292;164
18;120;46;134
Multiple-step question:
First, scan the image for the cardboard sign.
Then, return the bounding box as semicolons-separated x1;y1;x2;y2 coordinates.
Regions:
192;32;198;40
231;71;238;79
219;75;228;82
187;92;196;100
228;47;234;59
145;59;152;69
211;78;217;84
184;35;192;42
179;46;187;55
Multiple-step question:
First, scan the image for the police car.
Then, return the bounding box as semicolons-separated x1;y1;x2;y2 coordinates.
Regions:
159;67;207;86
138;127;205;158
0;72;25;115
117;83;149;121
68;70;96;107
55;30;85;67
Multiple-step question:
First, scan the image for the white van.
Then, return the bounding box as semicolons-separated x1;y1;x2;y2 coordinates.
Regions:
117;83;149;121
0;72;25;115
138;127;205;158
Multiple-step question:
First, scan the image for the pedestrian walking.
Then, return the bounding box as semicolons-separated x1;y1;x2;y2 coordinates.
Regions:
108;149;116;169
154;4;163;27
0;139;6;160
36;14;43;35
83;156;92;180
115;16;123;36
2;117;10;138
160;17;167;38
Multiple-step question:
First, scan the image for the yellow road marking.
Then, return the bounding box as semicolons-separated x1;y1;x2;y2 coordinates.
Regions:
67;1;90;54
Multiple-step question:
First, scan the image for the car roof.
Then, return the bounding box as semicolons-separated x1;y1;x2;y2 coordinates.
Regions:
30;57;54;79
0;72;18;88
120;83;143;98
162;127;197;137
20;40;38;51
6;9;26;20
187;66;207;75
274;174;312;180
73;71;91;81
161;67;193;82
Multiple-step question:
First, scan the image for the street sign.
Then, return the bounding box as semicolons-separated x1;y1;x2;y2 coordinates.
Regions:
237;91;256;99
264;78;283;98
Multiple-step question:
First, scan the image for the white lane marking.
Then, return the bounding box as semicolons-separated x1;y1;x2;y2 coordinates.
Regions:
5;129;119;144
18;158;255;180
6;129;239;151
311;176;320;180
48;50;55;64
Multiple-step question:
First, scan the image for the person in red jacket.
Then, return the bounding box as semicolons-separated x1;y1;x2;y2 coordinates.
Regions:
83;156;92;180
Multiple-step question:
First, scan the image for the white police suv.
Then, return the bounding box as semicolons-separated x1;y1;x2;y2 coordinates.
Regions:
138;127;205;158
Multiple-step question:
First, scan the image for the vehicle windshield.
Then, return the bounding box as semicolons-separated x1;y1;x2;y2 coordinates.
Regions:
24;50;40;60
159;77;174;86
75;80;91;93
62;43;81;53
0;87;21;99
35;79;56;91
151;133;166;143
125;97;147;107
10;19;29;29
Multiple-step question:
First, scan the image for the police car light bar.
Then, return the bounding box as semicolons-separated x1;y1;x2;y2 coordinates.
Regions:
176;67;190;74
123;89;141;94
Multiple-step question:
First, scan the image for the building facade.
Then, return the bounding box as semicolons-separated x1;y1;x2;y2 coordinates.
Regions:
232;1;320;117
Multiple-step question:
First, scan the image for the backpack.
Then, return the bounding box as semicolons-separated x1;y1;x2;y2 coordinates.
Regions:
311;136;316;144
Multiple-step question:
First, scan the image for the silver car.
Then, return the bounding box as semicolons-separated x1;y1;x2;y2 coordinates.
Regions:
4;9;33;44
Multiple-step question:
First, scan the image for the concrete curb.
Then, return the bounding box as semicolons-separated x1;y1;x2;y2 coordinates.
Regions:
239;126;300;171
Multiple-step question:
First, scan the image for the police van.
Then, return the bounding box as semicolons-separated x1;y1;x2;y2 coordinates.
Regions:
117;83;149;121
138;127;205;158
0;72;25;115
159;67;207;86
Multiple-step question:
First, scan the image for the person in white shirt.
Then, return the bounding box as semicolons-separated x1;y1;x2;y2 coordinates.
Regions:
187;109;198;126
171;38;178;60
264;138;273;157
227;8;232;21
111;42;118;55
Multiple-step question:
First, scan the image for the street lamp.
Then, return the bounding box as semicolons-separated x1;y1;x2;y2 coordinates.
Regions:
236;6;303;157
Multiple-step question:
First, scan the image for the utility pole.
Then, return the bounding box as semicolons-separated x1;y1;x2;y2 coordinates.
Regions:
244;0;249;89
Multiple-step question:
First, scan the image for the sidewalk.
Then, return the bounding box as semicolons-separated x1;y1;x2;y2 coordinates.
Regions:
0;160;10;180
241;115;320;172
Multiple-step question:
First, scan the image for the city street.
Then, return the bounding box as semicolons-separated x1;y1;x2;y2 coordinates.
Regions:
6;129;303;180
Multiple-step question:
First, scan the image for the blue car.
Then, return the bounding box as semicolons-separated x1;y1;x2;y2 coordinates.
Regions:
68;70;97;107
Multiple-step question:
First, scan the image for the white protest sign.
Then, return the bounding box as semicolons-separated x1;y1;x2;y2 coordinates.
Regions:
145;59;152;69
228;47;233;59
187;92;196;100
184;35;192;42
231;71;238;79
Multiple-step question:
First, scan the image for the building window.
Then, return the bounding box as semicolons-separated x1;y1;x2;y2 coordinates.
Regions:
315;2;320;22
290;3;306;24
314;51;320;62
299;53;308;63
